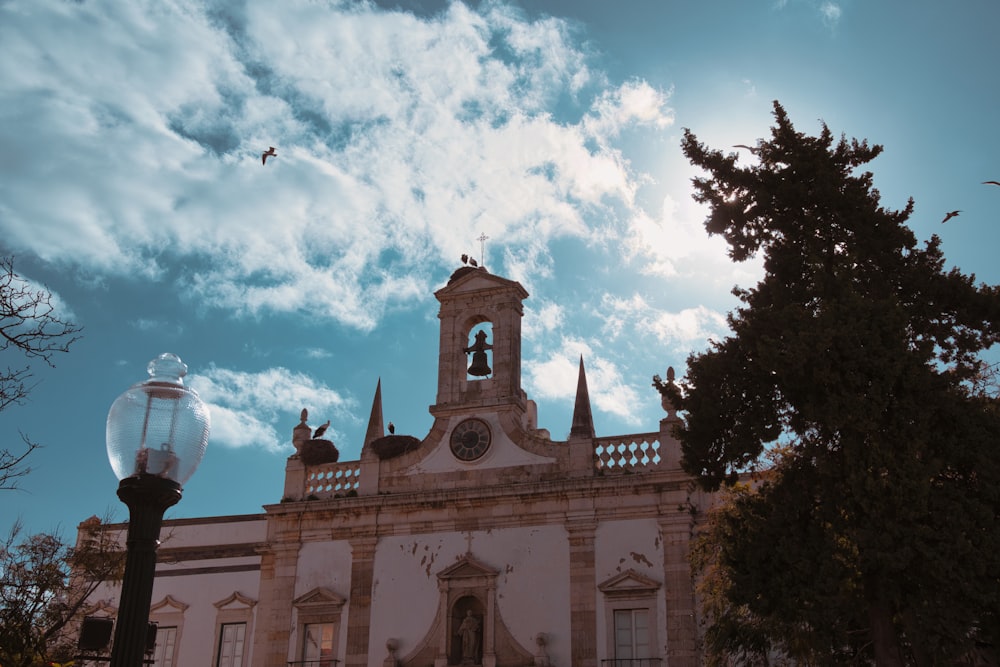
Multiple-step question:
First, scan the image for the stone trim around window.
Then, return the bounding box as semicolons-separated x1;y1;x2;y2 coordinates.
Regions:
598;569;662;663
210;591;257;667
149;595;188;667
292;587;347;663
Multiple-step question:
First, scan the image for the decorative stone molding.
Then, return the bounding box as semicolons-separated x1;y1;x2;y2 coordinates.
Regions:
293;586;346;621
598;570;663;666
597;569;661;598
399;554;533;667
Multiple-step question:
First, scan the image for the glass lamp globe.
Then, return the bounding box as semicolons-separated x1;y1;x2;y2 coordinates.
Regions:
106;353;210;486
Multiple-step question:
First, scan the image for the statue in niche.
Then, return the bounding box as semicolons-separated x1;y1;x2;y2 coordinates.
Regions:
464;329;492;377
457;610;480;664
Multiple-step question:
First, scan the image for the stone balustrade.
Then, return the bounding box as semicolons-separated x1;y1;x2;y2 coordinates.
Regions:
593;433;662;471
304;460;361;498
289;430;671;501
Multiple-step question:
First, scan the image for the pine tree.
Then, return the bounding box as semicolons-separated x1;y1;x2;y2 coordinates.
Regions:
674;101;1000;665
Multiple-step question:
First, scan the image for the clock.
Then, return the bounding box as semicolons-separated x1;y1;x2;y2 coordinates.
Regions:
450;418;492;461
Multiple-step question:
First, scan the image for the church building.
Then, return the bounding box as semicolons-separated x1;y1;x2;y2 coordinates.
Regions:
79;263;716;667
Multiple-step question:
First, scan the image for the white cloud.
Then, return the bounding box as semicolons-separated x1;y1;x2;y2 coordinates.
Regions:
188;366;355;452
586;80;674;141
522;299;565;343
526;338;643;425
0;0;673;331
819;2;842;27
602;294;729;352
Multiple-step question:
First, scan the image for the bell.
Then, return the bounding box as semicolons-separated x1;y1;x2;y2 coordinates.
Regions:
467;351;492;377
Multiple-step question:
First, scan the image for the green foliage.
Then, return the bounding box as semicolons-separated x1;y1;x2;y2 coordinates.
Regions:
0;520;124;667
677;102;1000;665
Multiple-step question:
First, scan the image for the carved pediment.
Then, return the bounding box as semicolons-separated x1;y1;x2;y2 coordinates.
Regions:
213;591;257;611
293;586;346;610
598;569;661;597
150;595;189;613
436;270;529;300
437;554;499;581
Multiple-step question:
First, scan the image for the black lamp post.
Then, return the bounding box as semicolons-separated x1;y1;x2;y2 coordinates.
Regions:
106;353;210;667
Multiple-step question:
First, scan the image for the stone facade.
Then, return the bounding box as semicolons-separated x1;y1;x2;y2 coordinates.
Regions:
80;265;715;667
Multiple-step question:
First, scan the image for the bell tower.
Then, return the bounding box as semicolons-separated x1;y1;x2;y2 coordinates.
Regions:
430;265;529;420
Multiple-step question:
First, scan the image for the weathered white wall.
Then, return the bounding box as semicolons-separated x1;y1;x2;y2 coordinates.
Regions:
157;569;261;667
594;518;665;660
370;524;570;666
292;540;354;664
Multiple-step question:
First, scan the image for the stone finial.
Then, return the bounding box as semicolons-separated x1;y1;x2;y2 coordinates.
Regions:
569;356;595;439
364;378;385;448
292;408;312;454
383;638;399;667
653;366;680;419
533;633;551;667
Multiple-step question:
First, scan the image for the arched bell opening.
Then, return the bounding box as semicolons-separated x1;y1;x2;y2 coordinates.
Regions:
464;322;494;380
450;594;485;665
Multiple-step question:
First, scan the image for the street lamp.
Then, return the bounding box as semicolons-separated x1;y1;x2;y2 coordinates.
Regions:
106;353;210;667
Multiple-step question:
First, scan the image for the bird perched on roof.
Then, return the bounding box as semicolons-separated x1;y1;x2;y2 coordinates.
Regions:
262;146;277;165
461;254;469;265
469;258;478;267
313;420;330;438
983;181;1000;187
941;210;961;223
388;422;395;434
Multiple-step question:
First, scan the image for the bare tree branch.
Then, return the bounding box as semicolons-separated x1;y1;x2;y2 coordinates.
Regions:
0;433;39;491
0;255;82;490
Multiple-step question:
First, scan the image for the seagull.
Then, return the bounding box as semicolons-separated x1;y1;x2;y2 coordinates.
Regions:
733;144;758;154
262;146;277;165
388;422;395;434
469;258;478;267
941;210;961;224
313;420;330;438
983;181;1000;187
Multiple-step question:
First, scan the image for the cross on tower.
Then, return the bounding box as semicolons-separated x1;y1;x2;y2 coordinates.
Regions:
477;233;489;268
464;531;474;554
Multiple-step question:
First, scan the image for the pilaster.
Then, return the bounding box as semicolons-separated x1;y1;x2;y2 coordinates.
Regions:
566;516;598;667
345;535;379;667
658;513;699;667
250;541;301;667
658;415;683;470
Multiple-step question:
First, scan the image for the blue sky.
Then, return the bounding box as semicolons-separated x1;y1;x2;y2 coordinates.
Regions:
2;0;998;538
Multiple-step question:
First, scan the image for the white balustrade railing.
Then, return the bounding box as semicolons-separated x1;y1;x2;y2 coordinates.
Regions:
304;461;361;498
594;433;662;471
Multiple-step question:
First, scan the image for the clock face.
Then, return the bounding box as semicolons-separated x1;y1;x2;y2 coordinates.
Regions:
450;418;492;461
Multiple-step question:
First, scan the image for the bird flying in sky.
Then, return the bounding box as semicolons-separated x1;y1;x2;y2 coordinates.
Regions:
313;420;330;438
941;210;961;223
262;146;277;165
983;180;1000;187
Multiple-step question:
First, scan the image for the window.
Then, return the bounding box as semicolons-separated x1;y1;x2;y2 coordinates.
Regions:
211;591;256;667
216;622;246;667
293;587;346;667
614;609;651;661
302;622;336;666
599;569;661;667
149;595;187;667
151;626;177;667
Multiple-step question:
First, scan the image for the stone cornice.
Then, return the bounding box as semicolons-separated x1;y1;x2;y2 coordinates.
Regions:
263;469;698;541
